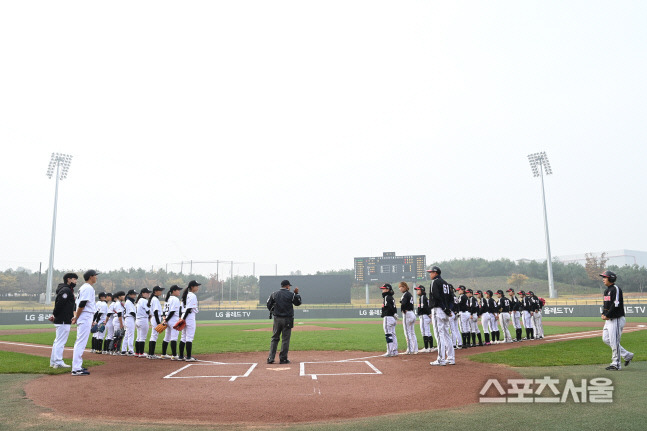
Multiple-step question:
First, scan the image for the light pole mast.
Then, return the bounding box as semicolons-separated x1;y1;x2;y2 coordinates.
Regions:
527;152;556;299
45;153;73;305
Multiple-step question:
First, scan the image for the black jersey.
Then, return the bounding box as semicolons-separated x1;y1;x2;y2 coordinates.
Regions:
400;291;415;313
498;297;512;313
429;276;451;311
467;296;479;314
381;291;397;317
417;293;431;316
510;296;521;312
458;294;470;312
603;285;625;318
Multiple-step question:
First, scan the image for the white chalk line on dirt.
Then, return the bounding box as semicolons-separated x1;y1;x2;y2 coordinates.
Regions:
163;362;258;381
0;341;87;353
300;360;382;380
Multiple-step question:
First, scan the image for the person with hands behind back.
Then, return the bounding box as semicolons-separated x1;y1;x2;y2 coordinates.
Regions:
49;272;78;369
71;270;99;376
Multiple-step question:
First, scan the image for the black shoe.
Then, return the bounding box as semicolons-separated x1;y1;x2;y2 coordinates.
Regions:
279;359;291;364
624;353;634;367
605;365;619;371
267;359;275;364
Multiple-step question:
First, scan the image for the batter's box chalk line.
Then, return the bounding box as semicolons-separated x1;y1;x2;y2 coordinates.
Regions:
300;360;382;380
163;361;257;381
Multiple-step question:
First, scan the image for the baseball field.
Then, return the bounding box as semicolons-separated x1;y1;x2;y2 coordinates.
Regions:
0;317;645;431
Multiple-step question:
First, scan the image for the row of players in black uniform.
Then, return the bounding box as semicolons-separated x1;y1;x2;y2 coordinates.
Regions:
382;282;545;350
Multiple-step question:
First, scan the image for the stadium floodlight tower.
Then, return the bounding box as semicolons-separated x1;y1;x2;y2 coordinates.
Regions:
45;153;73;305
527;151;556;299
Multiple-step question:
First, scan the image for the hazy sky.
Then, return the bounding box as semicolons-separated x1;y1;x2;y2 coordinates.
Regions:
1;1;646;278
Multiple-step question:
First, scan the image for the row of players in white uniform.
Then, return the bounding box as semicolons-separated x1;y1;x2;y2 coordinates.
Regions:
380;280;545;358
90;282;201;361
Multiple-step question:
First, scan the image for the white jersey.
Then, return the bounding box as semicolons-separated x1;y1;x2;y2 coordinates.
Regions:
76;283;96;315
164;296;181;322
185;292;199;320
124;299;136;320
136;297;150;320
149;296;162;325
107;302;116;324
96;300;108;320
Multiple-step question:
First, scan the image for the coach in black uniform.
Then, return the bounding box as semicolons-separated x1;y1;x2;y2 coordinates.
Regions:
267;280;302;364
49;272;78;368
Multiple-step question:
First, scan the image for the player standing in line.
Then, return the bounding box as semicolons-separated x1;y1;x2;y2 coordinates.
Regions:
161;285;182;360
485;290;500;343
380;283;398;357
456;286;471;349
414;285;434;352
49;272;78;368
600;270;634;370
466;289;482;346
147;286;164;359
428;266;455;366
92;292;108;354
508;288;523;342
528;291;544;339
111;291;126;354
495;290;513;343
179;280;201;362
520;290;535;340
100;293;113;354
122;289;137;356
135;287;152;358
399;282;418;354
449;285;462;349
71;269;99;376
475;291;491;345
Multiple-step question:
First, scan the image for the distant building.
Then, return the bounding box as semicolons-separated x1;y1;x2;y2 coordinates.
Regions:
555;250;647;268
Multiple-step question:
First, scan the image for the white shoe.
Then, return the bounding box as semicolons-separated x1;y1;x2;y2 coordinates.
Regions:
171;356;182;361
429;347;438;352
185;357;197;362
447;360;456;365
404;350;411;355
160;354;172;360
429;360;446;366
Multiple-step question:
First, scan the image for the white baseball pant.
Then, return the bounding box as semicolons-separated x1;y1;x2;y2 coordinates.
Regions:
50;323;71;366
602;316;633;369
499;312;512;342
383;316;398;356
136;319;149;343
522;311;534;329
402;311;418;353
481;312;492;335
419;314;432;337
432;308;454;364
123;317;135;353
532;311;544;338
181;317;196;343
450;313;461;346
511;311;521;329
72;313;92;371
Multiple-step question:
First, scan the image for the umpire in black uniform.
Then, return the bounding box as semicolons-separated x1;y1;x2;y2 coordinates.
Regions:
267;279;302;364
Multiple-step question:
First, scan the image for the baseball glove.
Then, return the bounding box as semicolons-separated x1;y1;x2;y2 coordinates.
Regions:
98;324;106;333
155;323;168;333
114;328;125;338
90;323;98;333
173;319;186;331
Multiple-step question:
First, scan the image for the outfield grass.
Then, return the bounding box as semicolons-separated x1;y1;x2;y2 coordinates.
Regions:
0;350;103;374
0;322;595;354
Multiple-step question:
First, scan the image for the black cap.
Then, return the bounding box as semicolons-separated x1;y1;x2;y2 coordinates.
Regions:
153;286;164;292
114;291;125;297
457;285;466;291
599;270;617;282
426;266;441;275
476;290;483;295
169;285;182;292
127;289;137;296
496;290;504;296
486;290;493;297
414;285;425;291
140;287;152;294
518;290;526;295
98;292;107;298
466;288;473;294
188;280;201;288
380;283;392;290
280;280;291;287
528;291;534;296
506;288;515;293
83;269;99;281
